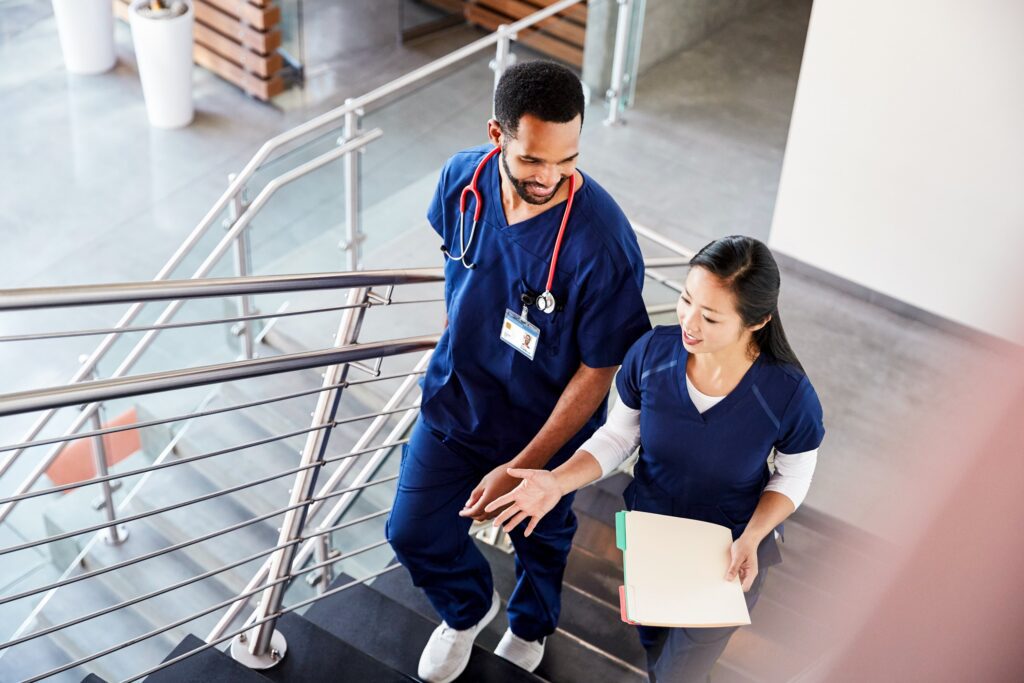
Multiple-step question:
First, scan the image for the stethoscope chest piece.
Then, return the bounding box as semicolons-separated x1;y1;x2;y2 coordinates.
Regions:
536;290;556;315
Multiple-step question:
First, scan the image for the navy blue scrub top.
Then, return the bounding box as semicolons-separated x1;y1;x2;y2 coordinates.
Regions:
421;145;651;461
617;326;825;540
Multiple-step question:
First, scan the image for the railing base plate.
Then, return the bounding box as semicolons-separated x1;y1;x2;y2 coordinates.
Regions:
231;628;288;670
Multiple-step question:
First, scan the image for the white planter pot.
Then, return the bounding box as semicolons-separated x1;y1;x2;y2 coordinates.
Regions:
51;0;116;75
129;0;195;129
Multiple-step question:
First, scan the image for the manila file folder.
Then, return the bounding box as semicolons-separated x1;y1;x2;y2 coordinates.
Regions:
616;510;751;628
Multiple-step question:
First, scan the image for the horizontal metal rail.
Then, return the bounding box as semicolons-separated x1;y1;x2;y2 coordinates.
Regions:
0;297;444;344
0;368;423;454
0;441;403;557
0;473;398;606
0;508;390;652
0;421;330;506
22;541;396;683
0;303;364;344
644;256;692;268
633;223;697;260
645;268;685;294
0;268;443;311
121;564;402;683
0;334;439;417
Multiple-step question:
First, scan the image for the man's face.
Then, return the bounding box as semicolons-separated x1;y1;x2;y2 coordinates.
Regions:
490;113;582;206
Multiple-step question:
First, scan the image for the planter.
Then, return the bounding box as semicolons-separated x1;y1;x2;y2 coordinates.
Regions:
51;0;116;75
129;0;195;129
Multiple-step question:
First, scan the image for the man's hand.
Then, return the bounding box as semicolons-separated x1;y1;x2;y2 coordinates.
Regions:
458;464;520;522
725;534;760;592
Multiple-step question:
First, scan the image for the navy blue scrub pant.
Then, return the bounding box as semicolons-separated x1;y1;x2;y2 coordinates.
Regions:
385;420;577;641
638;544;770;683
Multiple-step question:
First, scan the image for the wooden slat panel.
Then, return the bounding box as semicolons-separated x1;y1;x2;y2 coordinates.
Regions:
194;1;281;55
114;0;283;99
116;1;281;55
193;42;285;100
203;0;280;31
466;5;582;66
478;0;585;45
419;0;466;13
194;23;282;77
504;0;586;26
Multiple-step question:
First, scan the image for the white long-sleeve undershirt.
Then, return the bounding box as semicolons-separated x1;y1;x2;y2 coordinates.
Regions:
581;376;818;508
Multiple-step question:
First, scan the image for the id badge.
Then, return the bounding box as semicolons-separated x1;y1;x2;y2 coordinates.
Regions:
500;308;540;360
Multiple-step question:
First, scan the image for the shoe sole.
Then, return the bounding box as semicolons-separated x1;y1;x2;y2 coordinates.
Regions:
426;592;501;683
494;633;544;673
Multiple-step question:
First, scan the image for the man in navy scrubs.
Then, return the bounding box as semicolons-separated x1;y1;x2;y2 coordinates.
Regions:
386;60;651;682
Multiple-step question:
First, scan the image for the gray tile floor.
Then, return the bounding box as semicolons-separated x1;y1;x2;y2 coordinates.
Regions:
0;0;983;581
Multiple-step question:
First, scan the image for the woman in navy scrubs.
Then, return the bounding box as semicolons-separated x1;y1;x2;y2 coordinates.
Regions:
487;235;825;682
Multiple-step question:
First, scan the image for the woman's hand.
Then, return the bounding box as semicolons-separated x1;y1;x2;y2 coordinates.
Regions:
726;535;760;592
483;468;563;537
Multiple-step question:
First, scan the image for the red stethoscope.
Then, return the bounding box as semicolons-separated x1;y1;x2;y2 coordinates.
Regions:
441;146;577;315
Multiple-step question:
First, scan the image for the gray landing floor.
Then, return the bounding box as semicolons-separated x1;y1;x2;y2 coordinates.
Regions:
0;0;984;562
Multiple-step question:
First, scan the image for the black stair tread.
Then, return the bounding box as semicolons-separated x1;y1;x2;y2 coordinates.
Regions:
472;540;648;673
571;507;621;564
143;633;271;683
592;471;632;498
258;611;414;682
573;480;625;525
563;543;623;608
304;571;542;682
369;559;646;683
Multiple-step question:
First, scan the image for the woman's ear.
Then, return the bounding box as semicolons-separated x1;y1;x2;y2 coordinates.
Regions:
751;314;772;333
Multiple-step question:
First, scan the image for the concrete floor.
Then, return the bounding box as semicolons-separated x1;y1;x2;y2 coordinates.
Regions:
0;0;983;603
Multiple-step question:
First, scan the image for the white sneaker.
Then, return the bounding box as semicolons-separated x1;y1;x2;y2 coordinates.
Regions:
494;627;545;672
417;590;500;683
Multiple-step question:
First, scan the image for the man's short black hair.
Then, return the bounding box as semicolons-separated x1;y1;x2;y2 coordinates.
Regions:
494;60;585;137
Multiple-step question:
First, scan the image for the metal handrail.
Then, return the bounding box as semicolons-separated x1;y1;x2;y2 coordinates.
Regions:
0;335;438;418
0;268;443;311
0;372;424;455
0;297;442;344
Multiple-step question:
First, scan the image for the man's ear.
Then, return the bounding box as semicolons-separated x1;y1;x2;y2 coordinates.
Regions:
487;119;503;147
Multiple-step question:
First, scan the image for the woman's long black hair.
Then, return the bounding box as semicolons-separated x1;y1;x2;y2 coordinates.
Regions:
689;235;804;373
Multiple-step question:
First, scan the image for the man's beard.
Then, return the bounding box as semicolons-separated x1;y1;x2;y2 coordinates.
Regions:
501;147;570;206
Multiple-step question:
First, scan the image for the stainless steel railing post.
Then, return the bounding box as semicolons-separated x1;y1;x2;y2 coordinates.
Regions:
491;24;517;111
233;287;370;668
227;174;258;360
605;0;634;127
312;531;334;595
341;101;365;272
88;408;128;546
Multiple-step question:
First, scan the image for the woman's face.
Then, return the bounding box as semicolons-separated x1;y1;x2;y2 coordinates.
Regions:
676;267;750;356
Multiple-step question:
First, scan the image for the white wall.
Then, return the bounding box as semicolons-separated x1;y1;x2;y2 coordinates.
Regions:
769;0;1024;344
